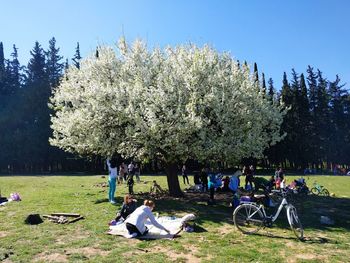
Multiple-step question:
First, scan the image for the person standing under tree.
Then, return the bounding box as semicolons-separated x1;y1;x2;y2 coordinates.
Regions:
119;163;125;184
128;161;135;177
243;165;254;190
208;170;217;203
123;162;128;181
107;158;118;204
127;174;135;194
200;168;208;192
182;164;189;185
134;163;141;183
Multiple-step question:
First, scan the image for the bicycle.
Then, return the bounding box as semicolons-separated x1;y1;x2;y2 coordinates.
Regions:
233;189;304;240
310;181;329;197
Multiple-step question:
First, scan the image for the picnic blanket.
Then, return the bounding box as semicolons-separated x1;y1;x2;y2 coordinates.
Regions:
108;214;195;239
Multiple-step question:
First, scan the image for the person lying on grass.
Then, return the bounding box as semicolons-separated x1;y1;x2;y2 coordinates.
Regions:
124;200;170;238
115;194;137;222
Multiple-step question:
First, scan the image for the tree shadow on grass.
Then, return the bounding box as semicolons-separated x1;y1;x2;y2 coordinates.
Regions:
136;191;350;233
299;195;350;232
249;230;336;244
94;196;124;204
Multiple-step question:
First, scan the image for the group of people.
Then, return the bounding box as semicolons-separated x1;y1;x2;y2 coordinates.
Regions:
111;194;171;238
106;159;141;204
118;162;141;185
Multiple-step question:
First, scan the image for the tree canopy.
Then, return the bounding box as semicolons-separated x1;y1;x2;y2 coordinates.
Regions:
50;38;286;195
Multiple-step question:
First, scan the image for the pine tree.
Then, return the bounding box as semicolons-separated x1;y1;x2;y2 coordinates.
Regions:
276;72;294;167
0;42;5;94
298;73;311;167
261;73;266;95
0;44;25;171
280;72;293;108
315;69;330;168
267;77;275;101
253;62;259;83
328;75;347;164
2;45;22;95
306;66;319;166
23;41;51;167
45;37;64;87
27;42;47;83
307;66;318;113
72;42;81;69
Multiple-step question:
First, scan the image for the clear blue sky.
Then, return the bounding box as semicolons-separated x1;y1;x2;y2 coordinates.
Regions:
1;0;350;88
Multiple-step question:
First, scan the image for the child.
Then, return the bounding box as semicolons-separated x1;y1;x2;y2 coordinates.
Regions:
115;194;137;222
127;175;135;194
107;158;118;204
150;180;163;194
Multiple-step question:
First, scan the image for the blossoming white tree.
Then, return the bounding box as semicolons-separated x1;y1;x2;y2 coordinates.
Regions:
50;38;285;196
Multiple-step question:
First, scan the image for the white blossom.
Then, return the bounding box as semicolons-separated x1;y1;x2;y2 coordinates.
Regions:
50;39;285;165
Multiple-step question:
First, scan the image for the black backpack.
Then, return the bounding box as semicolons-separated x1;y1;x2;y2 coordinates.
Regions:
25;214;43;225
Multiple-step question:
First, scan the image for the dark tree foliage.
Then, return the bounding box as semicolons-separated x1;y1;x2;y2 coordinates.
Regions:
261;73;266;95
46;37;64;87
0;42;5;95
266;68;350;171
72;42;81;69
0;40;101;174
267;77;275;101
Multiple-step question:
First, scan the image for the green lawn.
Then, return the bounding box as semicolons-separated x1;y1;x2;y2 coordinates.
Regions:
0;174;349;262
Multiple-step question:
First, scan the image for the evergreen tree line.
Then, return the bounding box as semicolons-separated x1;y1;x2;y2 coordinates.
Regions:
0;39;349;174
263;66;350;172
0;39;103;173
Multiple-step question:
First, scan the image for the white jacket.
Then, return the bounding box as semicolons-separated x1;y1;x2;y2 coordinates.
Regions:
125;205;167;234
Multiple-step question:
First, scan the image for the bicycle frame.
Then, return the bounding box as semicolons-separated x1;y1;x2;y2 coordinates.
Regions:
313;182;323;192
244;196;289;223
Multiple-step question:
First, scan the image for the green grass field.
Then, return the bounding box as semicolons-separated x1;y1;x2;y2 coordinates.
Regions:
0;174;349;263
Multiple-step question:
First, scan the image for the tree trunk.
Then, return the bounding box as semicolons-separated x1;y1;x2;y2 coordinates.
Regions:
164;162;183;197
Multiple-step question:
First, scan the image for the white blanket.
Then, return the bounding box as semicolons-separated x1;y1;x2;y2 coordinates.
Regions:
108;214;195;239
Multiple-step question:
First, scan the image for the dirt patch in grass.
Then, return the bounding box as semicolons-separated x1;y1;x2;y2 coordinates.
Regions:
55;229;90;245
0;231;9;238
285;252;328;263
65;247;110;257
152;245;201;263
34;252;68;263
216;224;234;236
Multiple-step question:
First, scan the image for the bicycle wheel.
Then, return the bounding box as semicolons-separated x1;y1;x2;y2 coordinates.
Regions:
310;187;318;195
233;204;264;234
320;189;330;197
287;205;304;241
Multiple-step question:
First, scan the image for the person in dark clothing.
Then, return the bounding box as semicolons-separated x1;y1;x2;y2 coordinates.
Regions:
221;176;230;191
193;171;201;185
115;194;137;221
127;175;135;194
182;164;189;185
243;165;254;190
200;168;208;192
208;172;216;202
